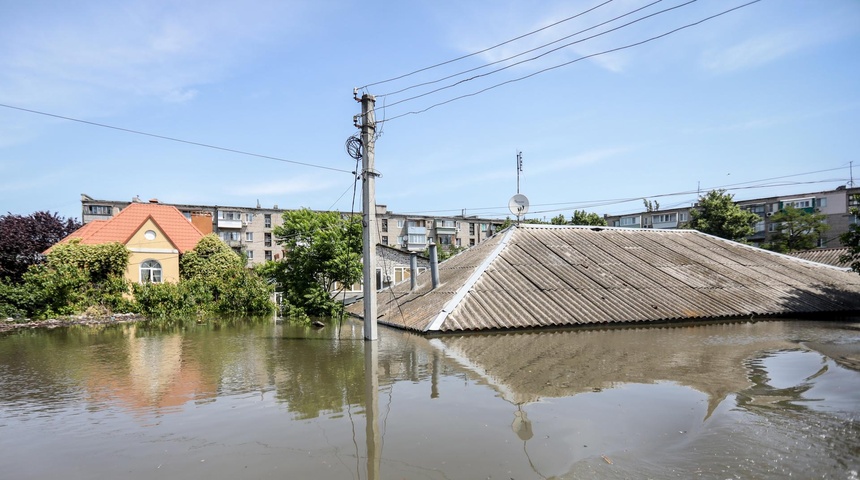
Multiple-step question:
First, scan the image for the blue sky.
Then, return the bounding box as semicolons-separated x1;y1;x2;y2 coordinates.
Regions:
1;0;859;222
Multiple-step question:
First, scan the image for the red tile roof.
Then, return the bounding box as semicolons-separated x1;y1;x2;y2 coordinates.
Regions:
55;203;204;253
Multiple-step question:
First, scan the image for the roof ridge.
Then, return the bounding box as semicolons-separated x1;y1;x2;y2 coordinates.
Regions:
424;227;515;332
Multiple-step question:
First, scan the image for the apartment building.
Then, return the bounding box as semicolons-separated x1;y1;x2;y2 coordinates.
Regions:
81;194;286;265
603;186;860;248
81;195;505;266
375;205;503;251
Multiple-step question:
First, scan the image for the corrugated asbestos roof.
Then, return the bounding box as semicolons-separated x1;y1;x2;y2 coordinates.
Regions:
350;225;860;333
789;247;851;268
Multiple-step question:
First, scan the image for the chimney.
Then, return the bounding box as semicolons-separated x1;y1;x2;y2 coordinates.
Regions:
409;252;418;291
429;242;440;290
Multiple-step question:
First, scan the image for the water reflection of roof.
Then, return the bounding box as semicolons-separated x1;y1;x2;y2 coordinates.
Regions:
428;322;804;417
352;225;860;333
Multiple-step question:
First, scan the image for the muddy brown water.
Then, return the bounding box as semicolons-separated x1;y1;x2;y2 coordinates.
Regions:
1;318;858;479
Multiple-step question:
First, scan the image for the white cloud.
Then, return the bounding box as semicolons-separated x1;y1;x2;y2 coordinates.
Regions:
0;0;304;112
701;4;860;74
529;147;632;176
701;31;807;73
686;102;860;134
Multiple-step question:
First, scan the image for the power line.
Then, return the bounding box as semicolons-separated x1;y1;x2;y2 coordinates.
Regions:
395;166;849;217
379;0;762;124
0;103;354;174
357;0;617;90
378;0;668;99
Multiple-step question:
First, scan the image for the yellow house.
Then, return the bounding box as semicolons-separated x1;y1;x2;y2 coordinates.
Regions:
53;201;205;284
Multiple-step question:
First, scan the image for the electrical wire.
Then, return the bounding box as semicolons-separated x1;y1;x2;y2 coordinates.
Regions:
0;102;354;174
377;0;667;98
357;0;617;90
394;165;850;217
378;0;761;124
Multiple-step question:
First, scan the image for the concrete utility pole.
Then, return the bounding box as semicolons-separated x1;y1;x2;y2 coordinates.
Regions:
360;94;378;341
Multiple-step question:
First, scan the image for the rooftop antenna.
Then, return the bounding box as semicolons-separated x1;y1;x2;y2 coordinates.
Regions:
509;151;529;224
850;161;855;187
516;150;523;194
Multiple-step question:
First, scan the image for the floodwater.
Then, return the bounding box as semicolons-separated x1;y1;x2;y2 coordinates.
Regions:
1;319;858;479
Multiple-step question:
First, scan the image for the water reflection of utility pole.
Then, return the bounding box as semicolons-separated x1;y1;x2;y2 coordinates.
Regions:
513;405;547;479
364;341;381;480
431;351;440;399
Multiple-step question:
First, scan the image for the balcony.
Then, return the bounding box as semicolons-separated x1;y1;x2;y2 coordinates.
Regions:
434;221;457;235
218;219;243;229
407;226;426;235
406;241;426;251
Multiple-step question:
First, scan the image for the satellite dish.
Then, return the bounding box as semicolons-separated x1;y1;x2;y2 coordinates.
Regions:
508;194;529;216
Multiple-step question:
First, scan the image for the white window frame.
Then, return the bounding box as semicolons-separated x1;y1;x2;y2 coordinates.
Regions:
140;259;163;284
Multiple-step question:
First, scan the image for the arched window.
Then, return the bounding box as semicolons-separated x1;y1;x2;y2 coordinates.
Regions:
140;259;162;284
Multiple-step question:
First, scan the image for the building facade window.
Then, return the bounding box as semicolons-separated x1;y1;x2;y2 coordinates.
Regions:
247;251;254;260
265;250;272;261
86;205;112;215
382;236;388;244
264;214;272;228
397;219;404;228
652;213;676;223
219;211;241;220
245;232;254;242
784;198;813;209
264;233;272;247
220;231;240;242
382;219;388;232
246;213;255;222
140;259;162;284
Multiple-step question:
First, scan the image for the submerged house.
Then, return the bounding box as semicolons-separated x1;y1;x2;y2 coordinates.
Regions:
351;224;860;333
49;201;205;284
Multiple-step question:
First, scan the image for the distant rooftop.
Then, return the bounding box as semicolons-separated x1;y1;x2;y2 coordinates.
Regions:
789;247;852;269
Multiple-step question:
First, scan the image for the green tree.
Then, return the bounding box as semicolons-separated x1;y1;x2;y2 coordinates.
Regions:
764;205;829;253
136;234;273;318
840;196;860;273
266;209;362;318
424;244;465;261
686;190;760;242
570;210;607;226
643;199;660;212
0;211;81;284
550;213;567;225
180;234;246;279
18;240;131;318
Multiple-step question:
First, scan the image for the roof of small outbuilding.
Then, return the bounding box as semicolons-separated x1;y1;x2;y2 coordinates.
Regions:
351;225;860;333
789;246;851;268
